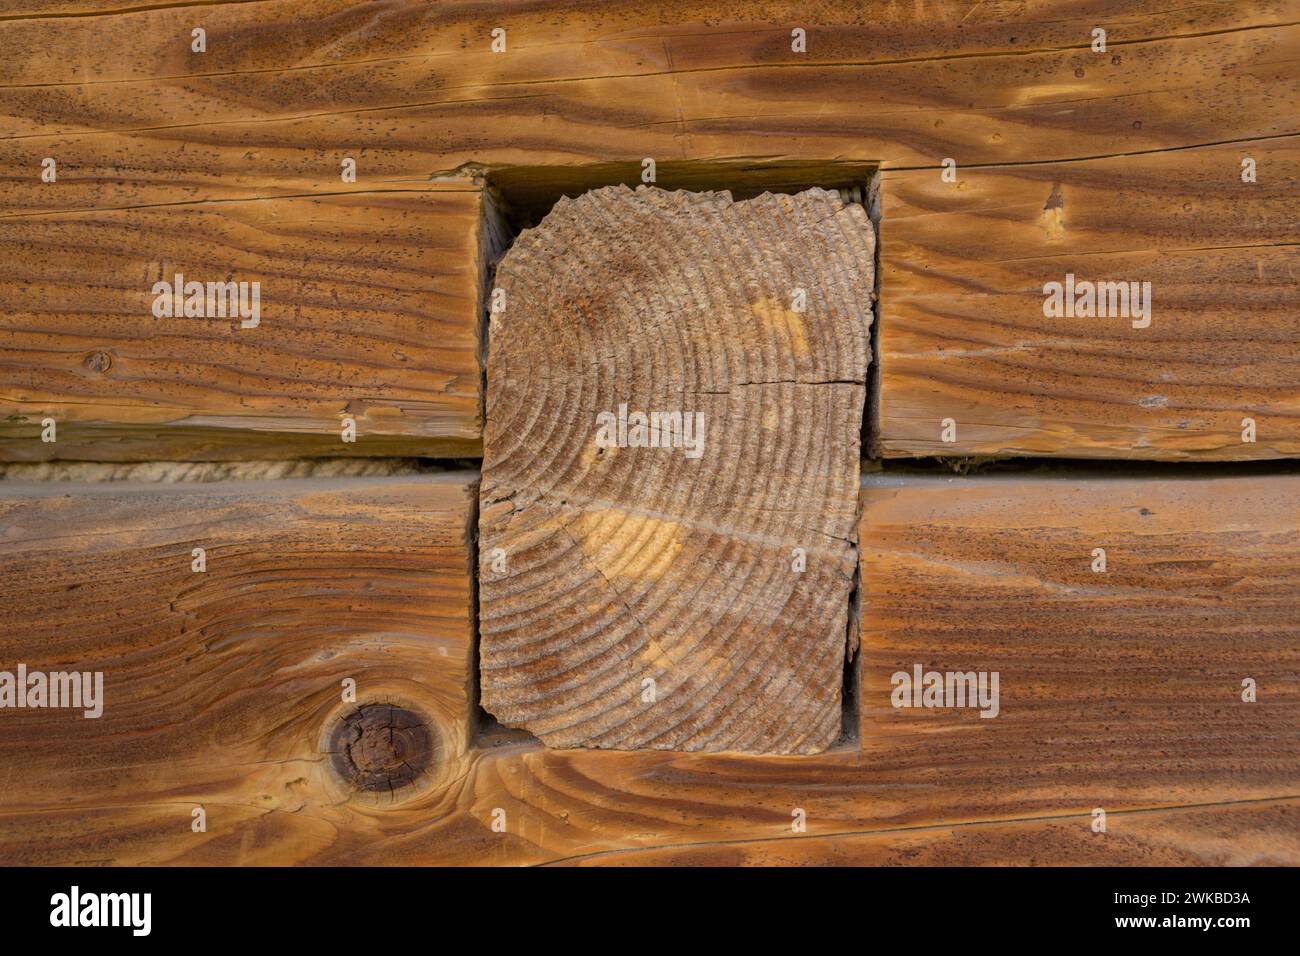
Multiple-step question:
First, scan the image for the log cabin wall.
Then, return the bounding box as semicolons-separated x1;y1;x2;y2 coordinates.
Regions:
0;0;1297;866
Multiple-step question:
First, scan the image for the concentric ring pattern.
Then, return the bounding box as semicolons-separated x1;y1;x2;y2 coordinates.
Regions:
479;185;874;753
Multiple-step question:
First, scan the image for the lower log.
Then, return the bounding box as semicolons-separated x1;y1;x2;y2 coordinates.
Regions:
2;470;1295;865
550;799;1300;866
859;473;1300;815
0;473;476;865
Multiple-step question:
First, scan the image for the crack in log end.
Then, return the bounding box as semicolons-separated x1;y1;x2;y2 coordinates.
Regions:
479;185;874;755
327;704;434;793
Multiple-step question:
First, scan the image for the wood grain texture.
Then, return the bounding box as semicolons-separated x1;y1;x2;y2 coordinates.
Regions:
552;799;1300;866
1;1;1297;867
441;473;1296;865
479;185;872;753
2;0;1295;214
2;2;1296;460
0;473;475;865
0;186;486;460
860;473;1300;806
25;733;1285;866
6;699;1294;865
876;138;1300;459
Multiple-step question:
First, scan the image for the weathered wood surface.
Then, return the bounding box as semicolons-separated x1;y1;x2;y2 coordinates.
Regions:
1;471;1278;865
436;472;1293;865
0;473;475;865
3;2;1297;459
1;1;1297;867
2;0;1294;207
859;473;1300;807
479;185;872;753
0;185;486;460
876;138;1300;459
12;735;1298;865
552;799;1300;866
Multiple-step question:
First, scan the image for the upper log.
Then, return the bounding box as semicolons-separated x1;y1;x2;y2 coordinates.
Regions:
2;5;1295;211
876;138;1300;459
0;186;487;460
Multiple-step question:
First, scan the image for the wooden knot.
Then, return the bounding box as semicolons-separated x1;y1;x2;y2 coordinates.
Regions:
328;704;432;792
83;350;112;374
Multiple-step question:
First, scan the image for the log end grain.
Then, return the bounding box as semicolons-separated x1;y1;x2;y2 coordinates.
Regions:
479;185;875;754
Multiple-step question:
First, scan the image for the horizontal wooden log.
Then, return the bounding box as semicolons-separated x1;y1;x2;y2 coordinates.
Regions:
876;138;1300;459
0;186;486;460
0;473;475;865
551;798;1300;866
3;4;1295;464
859;473;1300;807
0;470;1284;868
2;4;1295;213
